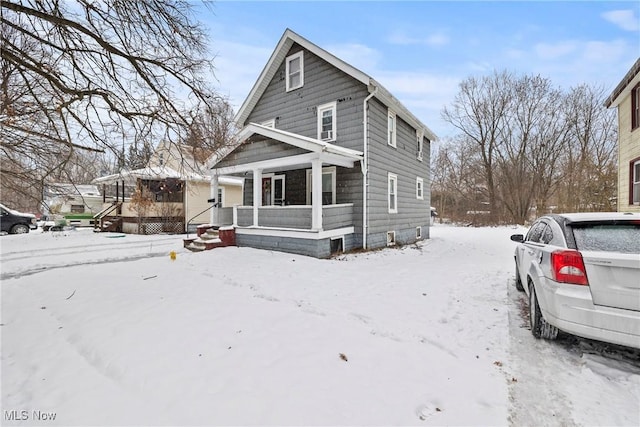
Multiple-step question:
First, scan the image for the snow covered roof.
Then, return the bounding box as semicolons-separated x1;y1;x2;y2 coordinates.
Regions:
46;184;101;197
92;166;242;187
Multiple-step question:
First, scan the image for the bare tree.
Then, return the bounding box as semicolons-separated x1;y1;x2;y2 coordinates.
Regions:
496;74;568;223
442;71;513;223
440;71;616;225
184;98;237;163
431;136;486;223
1;0;222;210
558;84;617;212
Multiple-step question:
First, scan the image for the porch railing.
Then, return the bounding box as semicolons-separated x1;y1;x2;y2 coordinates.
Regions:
231;203;353;230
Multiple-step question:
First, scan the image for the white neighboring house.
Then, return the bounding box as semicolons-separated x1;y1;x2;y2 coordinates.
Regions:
42;183;104;228
92;141;244;234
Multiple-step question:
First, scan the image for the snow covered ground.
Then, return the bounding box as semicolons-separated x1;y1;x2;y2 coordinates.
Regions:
1;225;639;426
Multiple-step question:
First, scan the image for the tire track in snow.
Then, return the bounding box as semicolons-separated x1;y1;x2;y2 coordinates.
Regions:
0;236;178;261
1;238;179;280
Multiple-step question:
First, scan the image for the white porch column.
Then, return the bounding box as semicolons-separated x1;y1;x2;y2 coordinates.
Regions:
311;158;323;230
252;168;262;226
210;174;219;225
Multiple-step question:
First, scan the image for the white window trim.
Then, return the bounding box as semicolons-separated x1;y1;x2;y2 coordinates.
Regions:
217;187;225;207
262;119;276;128
387;231;396;246
285;51;304;92
388;110;397;148
633;159;640;205
416;177;424;200
330;236;345;253
416;226;422;239
388;172;398;213
306;166;337;205
317;101;337;142
260;174;286;206
416;129;424;161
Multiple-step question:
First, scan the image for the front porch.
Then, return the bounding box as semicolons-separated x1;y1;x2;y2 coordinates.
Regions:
209;123;363;257
92;168;199;234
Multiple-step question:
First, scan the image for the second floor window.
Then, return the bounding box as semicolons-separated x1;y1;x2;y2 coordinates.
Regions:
286;51;304;91
317;102;336;141
633;159;640;205
416;177;424;200
417;129;424;161
388;110;396;147
632;84;639;130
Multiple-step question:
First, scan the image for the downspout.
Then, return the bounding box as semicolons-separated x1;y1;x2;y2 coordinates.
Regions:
184;180;188;233
362;86;378;250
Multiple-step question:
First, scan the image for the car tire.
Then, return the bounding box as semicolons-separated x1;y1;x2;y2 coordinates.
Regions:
529;281;558;340
10;224;29;234
515;262;524;292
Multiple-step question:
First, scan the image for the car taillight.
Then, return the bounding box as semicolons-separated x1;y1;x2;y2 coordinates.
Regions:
551;250;589;286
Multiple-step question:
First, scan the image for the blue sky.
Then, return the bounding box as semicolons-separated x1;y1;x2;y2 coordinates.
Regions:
197;0;639;140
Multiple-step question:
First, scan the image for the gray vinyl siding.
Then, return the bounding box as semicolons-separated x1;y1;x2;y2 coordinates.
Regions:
366;98;431;250
215;41;432;255
218;44;368;248
215;138;307;169
245;44;369;153
236;233;357;259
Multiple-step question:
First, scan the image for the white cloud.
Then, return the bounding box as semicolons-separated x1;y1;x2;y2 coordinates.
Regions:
505;49;526;60
388;30;450;47
373;71;462;137
582;39;629;62
602;9;640;32
534;41;578;60
324;43;382;73
209;39;274;109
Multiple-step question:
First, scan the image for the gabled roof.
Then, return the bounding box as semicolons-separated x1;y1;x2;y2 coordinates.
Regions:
234;28;437;141
604;58;640;108
209;123;363;169
150;140;212;176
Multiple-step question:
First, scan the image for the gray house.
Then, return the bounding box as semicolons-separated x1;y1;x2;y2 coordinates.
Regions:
209;29;437;258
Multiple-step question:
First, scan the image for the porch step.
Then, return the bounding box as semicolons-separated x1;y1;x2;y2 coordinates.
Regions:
185;227;235;252
94;217;122;233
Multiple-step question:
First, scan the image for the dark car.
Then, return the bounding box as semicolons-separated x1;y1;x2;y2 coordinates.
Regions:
0;203;37;234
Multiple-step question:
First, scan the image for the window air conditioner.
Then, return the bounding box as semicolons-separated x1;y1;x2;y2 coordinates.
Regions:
321;130;333;140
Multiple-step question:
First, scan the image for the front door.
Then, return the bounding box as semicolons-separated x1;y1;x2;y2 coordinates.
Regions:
262;177;272;206
262;175;285;206
273;176;285;205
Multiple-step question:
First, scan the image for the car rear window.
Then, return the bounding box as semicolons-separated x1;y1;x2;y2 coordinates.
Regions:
572;224;640;253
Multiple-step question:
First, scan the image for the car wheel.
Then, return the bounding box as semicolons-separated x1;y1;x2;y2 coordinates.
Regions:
514;262;524;292
529;281;558;340
10;224;29;234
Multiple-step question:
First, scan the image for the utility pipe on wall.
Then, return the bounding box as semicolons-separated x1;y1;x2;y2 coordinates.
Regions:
362;86;378;250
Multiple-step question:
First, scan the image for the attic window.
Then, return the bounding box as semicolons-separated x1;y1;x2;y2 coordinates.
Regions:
286;51;304;91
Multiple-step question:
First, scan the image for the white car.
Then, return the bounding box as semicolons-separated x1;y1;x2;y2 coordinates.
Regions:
510;212;640;349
